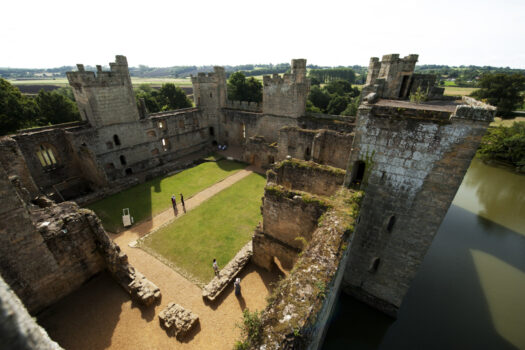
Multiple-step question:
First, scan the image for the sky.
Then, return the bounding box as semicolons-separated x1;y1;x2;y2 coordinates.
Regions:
1;0;524;69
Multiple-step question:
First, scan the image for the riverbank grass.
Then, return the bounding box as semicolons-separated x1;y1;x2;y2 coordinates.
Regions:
140;173;266;285
86;159;246;232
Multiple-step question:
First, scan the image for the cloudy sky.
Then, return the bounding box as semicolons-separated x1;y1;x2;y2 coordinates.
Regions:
1;0;524;68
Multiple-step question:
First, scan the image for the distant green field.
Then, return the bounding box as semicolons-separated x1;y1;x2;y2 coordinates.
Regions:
443;86;477;96
86;160;246;233
140;172;266;284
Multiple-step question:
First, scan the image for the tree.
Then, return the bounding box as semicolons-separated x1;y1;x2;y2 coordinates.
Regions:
158;83;192;111
135;84;161;112
327;95;349;115
227;72;262;102
471;73;525;117
478;122;525;169
341;97;360;116
308;86;331;112
36;89;80;125
0;78;38;135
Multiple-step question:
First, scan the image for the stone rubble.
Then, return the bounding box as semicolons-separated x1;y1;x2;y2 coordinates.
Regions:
158;303;199;339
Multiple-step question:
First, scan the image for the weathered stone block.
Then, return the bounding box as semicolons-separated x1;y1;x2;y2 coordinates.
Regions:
158;303;199;339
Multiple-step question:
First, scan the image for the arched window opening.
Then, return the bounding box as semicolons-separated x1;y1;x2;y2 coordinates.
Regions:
209;92;213;98
36;144;57;168
125;168;133;176
161;138;170;151
386;215;396;232
268;155;275;164
349;160;366;188
369;257;380;273
209;126;215;136
120;155;126;165
305;147;311;161
113;135;121;146
157;121;165;129
242;123;246;140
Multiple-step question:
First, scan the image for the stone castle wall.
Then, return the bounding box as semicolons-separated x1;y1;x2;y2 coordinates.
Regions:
0;167;105;314
268;159;346;196
277;127;354;169
262;59;310;118
342;98;495;316
67;56;140;128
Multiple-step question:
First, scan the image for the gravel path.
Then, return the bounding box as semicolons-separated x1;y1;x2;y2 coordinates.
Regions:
38;166;279;350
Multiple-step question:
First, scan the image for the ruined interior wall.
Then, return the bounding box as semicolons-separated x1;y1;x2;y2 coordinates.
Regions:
243;136;277;168
251;230;299;271
262;187;328;249
277;127;316;162
251;188;361;350
0;168;105;314
220;109;299;146
12;129;89;195
314;130;354;169
297;114;355;134
342;102;494;316
269;159;346;196
0;137;39;197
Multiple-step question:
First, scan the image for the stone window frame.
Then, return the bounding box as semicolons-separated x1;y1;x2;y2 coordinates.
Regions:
36;144;59;170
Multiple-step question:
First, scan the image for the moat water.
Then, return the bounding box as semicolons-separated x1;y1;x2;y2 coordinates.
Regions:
322;159;525;350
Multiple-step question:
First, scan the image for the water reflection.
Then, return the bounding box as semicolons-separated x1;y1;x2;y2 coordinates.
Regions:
454;159;525;236
323;161;525;349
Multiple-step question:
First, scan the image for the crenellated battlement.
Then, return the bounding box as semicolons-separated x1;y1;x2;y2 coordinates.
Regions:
191;66;226;84
67;55;131;88
262;58;309;118
361;53;446;101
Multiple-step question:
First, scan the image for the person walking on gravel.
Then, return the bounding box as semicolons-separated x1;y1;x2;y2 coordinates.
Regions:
171;195;178;216
213;258;220;277
180;193;186;213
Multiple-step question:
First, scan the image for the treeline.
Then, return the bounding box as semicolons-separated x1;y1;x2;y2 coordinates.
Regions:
134;84;192;113
308;68;357;84
0;79;80;135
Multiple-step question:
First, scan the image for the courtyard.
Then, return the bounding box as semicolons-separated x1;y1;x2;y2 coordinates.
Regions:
36;156;277;350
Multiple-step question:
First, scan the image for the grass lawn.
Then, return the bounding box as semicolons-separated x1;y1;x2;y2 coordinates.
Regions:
140;172;266;285
86;159;246;232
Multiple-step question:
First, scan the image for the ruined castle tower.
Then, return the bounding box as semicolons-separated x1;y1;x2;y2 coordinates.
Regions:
67;55;140;128
342;59;496;315
262;59;310;118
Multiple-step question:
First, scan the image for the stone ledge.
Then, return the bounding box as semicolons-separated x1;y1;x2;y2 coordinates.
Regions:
158;303;199;339
202;241;252;301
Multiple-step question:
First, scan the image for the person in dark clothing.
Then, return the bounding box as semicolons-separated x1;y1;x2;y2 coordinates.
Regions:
180;193;186;213
171;195;178;216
